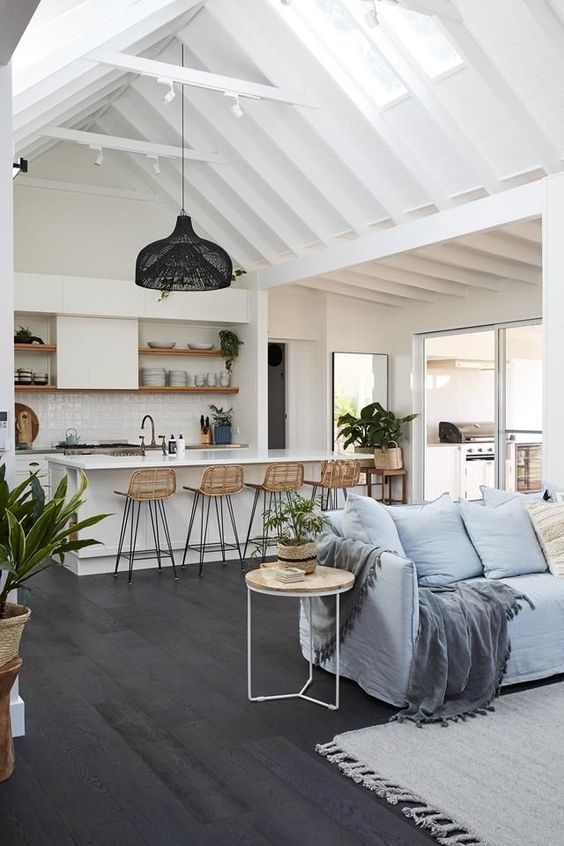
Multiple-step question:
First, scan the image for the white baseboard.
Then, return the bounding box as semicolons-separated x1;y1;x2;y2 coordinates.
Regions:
10;694;25;738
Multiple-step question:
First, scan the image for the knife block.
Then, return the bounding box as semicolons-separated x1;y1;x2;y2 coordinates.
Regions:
200;429;213;446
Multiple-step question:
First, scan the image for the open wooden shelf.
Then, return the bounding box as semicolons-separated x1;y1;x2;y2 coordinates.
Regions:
15;385;238;394
14;344;57;352
139;347;221;356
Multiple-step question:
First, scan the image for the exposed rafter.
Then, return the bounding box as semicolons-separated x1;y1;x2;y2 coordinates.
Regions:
88;48;315;108
37;125;223;163
351;262;468;298
301;277;401;307
419;244;540;284
14;176;165;204
379;253;502;291
456;232;541;267
379;0;462;20
328;270;437;302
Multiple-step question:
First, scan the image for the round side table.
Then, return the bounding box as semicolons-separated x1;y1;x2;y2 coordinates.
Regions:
245;565;354;711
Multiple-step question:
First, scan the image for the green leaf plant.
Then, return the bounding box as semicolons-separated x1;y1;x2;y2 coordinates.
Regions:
0;464;108;618
261;492;329;546
337;402;418;451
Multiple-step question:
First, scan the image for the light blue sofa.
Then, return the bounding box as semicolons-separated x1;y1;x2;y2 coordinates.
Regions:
300;494;564;707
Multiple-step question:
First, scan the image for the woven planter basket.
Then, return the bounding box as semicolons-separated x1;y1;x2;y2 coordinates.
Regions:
354;447;376;469
0;604;31;666
277;541;317;574
374;445;403;470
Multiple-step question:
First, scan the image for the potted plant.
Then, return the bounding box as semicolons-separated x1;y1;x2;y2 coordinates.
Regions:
337;402;417;469
261;492;328;573
218;329;243;372
209;404;233;445
0;466;107;780
13;326;39;345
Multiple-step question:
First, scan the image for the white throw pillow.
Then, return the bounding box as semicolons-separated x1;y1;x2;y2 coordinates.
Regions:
459;497;547;579
388;494;483;586
342;494;405;556
526;501;564;578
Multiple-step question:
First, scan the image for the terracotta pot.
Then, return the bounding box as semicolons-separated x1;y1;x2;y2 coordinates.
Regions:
374;446;403;470
0;604;31;666
277;540;317;574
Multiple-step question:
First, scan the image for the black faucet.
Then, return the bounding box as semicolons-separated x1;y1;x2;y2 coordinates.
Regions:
141;414;157;449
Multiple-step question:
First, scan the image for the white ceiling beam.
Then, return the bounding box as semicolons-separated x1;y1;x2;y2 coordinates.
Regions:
328;270;436;302
258;180;544;289
501;220;542;244
269;0;451;211
207;0;407;224
13;0;202;97
302;277;401;308
119;84;304;257
15;176;164;204
0;0;41;64
367;15;500;195
382;0;463;21
181;35;365;237
523;0;564;59
378;253;502;291
457;232;541;267
88;48;315;109
37;125;223;163
351;262;467;298
441;18;562;175
418;245;540;284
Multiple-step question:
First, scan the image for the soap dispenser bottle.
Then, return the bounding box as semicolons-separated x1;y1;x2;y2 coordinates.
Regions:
177;434;185;457
168;434;177;455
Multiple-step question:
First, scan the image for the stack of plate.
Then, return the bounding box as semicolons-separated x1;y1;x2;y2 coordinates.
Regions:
168;369;187;387
141;367;166;387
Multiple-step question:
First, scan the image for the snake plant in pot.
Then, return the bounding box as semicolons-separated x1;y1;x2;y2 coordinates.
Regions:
261;492;328;574
0;465;107;662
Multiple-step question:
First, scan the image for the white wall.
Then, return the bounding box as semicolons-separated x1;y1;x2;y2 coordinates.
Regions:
0;63;14;477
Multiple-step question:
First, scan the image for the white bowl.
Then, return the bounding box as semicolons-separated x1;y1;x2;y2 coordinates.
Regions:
147;341;176;349
187;343;215;350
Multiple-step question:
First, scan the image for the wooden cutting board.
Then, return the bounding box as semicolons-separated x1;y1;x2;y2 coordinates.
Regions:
15;403;39;448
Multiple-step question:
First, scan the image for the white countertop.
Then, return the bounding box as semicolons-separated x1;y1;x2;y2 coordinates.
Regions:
47;449;341;471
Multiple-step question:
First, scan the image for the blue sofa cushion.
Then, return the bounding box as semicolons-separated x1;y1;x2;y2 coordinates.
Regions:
480;486;545;505
342;494;405;555
459;497;547;579
388;494;483;585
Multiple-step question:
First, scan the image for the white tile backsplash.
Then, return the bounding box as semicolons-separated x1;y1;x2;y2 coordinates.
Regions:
16;391;239;448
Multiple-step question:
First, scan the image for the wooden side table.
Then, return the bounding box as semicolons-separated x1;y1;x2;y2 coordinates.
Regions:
364;467;408;504
245;565;354;710
0;657;22;782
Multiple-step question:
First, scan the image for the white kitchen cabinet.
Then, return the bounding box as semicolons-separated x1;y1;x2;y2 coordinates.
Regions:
57;316;138;389
15;453;52;499
425;445;463;501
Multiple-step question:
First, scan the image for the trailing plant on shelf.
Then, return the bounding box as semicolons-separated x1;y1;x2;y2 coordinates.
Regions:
256;492;329;573
219;330;243;372
157;268;246;301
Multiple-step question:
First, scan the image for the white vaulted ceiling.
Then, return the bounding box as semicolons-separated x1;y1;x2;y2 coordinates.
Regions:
10;0;561;301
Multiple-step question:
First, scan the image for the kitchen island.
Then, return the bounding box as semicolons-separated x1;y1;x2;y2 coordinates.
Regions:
48;449;343;576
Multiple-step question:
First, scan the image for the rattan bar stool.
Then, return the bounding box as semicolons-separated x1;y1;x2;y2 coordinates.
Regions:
114;468;178;584
303;459;361;510
243;462;305;560
181;464;245;577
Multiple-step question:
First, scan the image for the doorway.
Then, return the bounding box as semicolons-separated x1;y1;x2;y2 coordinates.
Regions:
268;342;286;449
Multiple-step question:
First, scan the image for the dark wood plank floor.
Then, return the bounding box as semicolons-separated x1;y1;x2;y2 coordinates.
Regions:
1;562;437;846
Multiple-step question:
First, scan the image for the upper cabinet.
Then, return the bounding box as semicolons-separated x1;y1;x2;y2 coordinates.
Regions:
56;316;138;389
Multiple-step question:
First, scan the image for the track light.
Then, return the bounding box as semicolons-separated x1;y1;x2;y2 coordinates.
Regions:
90;145;104;167
12;157;28;180
147;154;161;175
227;93;243;119
157;77;175;104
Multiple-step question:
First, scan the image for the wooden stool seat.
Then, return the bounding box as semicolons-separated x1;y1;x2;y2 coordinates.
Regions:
303;459;361;510
243;462;305;560
364;467;408;504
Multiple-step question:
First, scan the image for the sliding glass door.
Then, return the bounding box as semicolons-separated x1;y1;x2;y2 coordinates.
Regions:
423;320;542;500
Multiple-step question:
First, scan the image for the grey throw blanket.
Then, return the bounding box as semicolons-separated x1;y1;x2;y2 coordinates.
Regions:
308;531;384;664
394;581;535;727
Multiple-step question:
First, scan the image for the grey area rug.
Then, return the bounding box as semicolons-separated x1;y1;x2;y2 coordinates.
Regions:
318;682;564;846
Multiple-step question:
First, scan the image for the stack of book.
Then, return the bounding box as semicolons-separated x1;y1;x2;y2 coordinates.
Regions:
273;567;305;584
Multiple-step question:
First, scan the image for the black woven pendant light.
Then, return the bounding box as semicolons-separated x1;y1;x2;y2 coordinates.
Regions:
135;47;232;293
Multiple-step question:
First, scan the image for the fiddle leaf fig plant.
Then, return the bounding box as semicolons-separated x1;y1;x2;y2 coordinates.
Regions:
0;465;108;618
337;402;418;451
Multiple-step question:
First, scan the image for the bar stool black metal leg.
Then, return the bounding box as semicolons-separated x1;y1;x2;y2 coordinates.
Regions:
226;494;245;573
147;499;162;571
215;496;226;565
128;500;142;584
114;496;132;576
199;495;212;577
182;492;199;567
157;499;178;581
243;488;260;560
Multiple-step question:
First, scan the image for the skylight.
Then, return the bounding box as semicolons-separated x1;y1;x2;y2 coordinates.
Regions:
290;0;408;108
378;4;463;79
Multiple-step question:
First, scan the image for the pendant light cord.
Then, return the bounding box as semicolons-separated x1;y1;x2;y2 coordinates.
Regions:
181;43;185;214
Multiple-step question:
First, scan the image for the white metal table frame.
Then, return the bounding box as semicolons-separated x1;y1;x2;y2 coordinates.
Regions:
246;581;354;711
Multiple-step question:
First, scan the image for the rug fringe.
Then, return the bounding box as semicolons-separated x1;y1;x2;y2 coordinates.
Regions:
316;742;484;846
